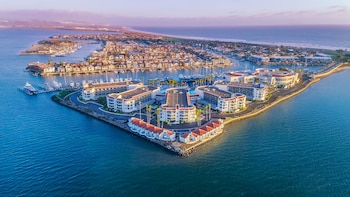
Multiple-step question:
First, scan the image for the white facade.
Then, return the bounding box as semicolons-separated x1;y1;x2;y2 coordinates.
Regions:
221;83;268;101
160;88;197;124
179;119;224;144
107;86;159;113
224;72;255;83
195;86;246;113
216;94;246;113
81;80;142;101
160;106;197;124
128;117;176;142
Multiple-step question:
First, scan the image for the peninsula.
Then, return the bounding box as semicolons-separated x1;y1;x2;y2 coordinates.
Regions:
20;26;350;156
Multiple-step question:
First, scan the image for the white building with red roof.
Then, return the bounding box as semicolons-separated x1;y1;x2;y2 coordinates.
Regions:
179;119;224;144
128;117;176;142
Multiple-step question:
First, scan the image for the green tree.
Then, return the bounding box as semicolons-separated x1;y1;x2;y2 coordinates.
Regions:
196;109;203;127
146;104;151;124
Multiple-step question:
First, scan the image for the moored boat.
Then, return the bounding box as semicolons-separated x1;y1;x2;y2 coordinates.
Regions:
20;82;39;95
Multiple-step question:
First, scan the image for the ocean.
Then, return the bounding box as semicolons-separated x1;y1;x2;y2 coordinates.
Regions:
0;27;349;196
134;26;350;50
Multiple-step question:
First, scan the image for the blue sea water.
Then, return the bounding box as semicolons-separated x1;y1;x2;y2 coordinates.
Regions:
0;27;350;196
134;26;350;50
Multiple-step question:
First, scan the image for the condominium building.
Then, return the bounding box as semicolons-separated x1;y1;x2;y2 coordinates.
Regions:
222;83;268;101
256;69;299;88
160;88;196;124
195;86;246;113
81;80;142;100
107;85;159;113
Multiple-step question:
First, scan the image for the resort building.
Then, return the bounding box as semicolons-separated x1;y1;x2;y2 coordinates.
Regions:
81;80;142;100
160;88;196;124
128;117;176;142
195;86;246;113
107;85;159;113
179;119;224;144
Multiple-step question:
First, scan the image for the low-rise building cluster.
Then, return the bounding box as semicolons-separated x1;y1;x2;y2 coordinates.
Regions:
128;117;176;142
26;32;232;76
180;119;224;144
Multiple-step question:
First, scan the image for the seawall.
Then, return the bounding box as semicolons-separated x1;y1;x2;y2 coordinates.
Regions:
223;62;346;126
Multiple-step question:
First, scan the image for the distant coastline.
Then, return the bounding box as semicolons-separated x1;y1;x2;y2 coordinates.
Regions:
128;26;350;51
1;20;349;50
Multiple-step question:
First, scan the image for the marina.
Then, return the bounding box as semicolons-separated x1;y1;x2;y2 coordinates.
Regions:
18;81;81;95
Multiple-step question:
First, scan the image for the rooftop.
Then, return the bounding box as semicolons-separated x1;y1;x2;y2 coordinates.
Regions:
199;86;232;98
84;81;141;89
164;88;191;107
109;86;157;99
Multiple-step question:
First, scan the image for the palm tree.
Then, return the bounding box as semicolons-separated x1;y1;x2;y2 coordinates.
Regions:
146;104;151;123
205;104;211;121
196;109;203;127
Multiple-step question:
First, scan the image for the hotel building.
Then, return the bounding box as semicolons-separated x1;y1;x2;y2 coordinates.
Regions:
81;80;142;101
195;86;246;113
160;88;196;124
107;85;159;113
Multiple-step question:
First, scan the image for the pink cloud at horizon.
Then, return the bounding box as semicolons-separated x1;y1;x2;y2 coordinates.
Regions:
0;8;349;27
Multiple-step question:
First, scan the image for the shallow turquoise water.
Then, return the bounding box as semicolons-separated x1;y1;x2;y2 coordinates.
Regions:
0;28;349;196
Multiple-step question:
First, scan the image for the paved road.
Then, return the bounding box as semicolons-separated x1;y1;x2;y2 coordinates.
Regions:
68;92;205;131
69;92;135;121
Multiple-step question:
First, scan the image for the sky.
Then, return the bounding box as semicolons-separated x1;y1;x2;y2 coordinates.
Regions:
0;0;349;26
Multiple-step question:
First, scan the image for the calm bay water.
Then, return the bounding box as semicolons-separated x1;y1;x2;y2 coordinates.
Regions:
0;28;349;196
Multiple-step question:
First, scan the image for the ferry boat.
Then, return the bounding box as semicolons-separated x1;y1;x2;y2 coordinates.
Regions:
21;82;39;95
